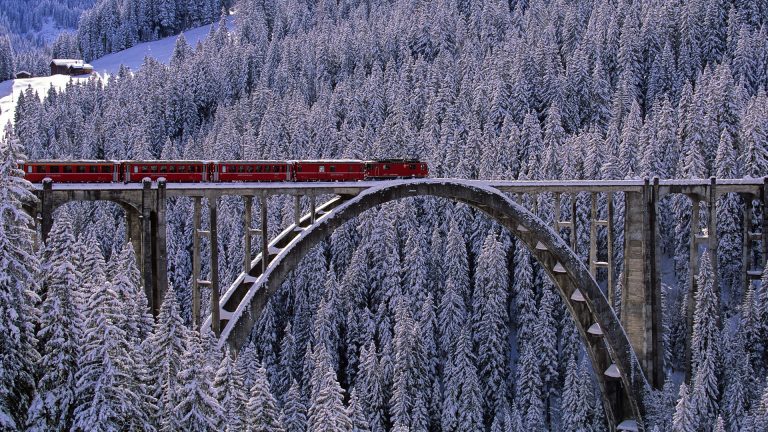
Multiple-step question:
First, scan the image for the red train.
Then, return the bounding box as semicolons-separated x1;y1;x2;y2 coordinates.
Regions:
19;159;429;183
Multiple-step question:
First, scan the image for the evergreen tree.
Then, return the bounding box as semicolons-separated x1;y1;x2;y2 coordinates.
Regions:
72;279;153;431
173;330;223;431
307;344;352;432
214;349;248;432
0;136;40;430
146;287;189;428
472;233;509;421
282;379;308;432
246;359;284;432
26;216;80;431
672;383;695;432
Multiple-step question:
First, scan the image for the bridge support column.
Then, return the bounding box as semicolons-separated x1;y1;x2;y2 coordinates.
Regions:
261;193;268;272
244;196;253;274
209;196;220;336
40;179;53;243
621;178;664;389
141;179;154;315
154;179;168;314
138;179;168;316
192;197;202;331
763;177;768;269
126;207;142;272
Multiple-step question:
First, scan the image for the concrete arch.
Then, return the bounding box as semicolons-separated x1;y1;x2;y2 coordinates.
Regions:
213;180;649;430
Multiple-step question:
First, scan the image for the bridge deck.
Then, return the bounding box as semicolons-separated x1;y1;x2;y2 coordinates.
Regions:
29;177;767;196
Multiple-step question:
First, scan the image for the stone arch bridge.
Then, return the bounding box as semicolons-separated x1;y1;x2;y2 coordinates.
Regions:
30;177;768;431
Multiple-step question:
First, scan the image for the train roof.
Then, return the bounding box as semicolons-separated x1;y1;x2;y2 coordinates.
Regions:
290;159;364;163
365;158;423;163
22;160;119;164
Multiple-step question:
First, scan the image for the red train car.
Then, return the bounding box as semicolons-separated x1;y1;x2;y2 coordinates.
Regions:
20;160;119;183
213;161;292;182
293;160;366;182
123;161;208;183
364;159;429;180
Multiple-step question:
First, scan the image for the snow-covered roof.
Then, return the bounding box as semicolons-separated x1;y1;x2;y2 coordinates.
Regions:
51;59;93;69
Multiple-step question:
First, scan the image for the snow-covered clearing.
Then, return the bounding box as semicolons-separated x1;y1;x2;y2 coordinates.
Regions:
0;17;235;138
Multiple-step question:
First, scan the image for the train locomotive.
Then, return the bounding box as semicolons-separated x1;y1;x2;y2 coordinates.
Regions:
19;159;429;183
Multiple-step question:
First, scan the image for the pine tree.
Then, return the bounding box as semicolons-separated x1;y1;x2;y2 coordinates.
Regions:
560;354;589;431
72;279;153;431
173;330;223;431
0;136;40;430
441;324;483;431
111;243;154;344
282;379;308;432
516;333;544;431
26;216;81;431
246;359;284;432
471;234;509;422
691;253;720;372
672;383;695;432
146;287;189;428
307;344;352;432
214;349;248;431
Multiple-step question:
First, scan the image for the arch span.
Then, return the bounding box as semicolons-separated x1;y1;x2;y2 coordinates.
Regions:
212;180;649;430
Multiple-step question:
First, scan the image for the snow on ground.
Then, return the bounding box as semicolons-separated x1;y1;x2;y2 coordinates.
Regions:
88;17;234;77
0;74;91;137
0;17;235;138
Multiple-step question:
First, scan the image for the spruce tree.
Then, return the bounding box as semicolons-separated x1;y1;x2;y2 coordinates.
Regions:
0;137;40;430
246;360;284;432
307;344;352;432
146;287;190;428
72;280;153;431
213;349;248;431
472;233;509;420
173;330;222;431
282;379;308;432
26;216;80;431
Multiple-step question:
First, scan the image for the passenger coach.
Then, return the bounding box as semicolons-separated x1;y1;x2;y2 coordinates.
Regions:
19;159;429;183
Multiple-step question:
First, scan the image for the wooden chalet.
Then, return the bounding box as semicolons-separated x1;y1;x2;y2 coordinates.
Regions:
50;59;94;76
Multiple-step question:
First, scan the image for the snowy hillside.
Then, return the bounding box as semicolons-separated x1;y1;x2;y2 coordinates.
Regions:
0;17;234;137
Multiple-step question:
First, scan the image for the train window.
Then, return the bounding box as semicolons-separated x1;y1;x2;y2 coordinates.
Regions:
319;166;325;173
50;166;59;173
178;165;185;172
160;165;167;173
102;166;111;173
383;164;390;170
329;165;336;172
77;166;86;173
168;165;175;173
64;166;73;173
296;166;302;172
140;166;148;173
222;166;227;173
256;165;262;172
408;164;416;170
150;166;157;173
274;165;279;172
246;165;253;173
27;166;33;173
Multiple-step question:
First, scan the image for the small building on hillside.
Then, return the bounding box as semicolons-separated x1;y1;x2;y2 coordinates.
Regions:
50;59;94;76
15;71;32;79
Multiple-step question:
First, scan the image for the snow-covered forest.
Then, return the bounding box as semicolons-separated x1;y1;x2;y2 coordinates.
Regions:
2;0;768;430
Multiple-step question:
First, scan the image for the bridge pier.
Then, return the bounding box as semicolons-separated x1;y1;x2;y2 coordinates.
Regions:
40;179;53;242
621;178;664;389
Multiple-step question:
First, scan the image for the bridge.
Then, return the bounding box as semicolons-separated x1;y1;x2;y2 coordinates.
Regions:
30;177;768;432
